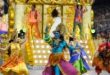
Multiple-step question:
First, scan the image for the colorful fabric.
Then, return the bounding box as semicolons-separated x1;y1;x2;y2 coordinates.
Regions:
0;55;28;74
69;43;90;74
43;55;78;75
49;53;65;66
0;43;28;75
0;31;7;34
93;42;110;74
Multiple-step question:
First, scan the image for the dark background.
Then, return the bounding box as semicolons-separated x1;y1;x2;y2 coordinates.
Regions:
92;0;110;38
93;0;110;6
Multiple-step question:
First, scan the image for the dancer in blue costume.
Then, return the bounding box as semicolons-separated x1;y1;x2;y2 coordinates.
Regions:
43;24;78;75
68;37;90;74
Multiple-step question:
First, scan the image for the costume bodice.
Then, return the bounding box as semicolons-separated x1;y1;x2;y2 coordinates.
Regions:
49;17;61;37
10;43;21;55
28;11;37;23
51;40;67;54
0;21;8;32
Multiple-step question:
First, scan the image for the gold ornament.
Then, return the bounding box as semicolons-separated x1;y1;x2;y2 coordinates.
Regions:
9;20;14;27
9;11;14;19
9;28;14;33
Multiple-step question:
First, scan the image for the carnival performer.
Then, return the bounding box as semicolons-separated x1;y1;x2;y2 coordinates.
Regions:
0;1;8;35
43;23;78;75
73;5;83;39
0;31;29;75
68;37;90;74
27;4;41;39
49;8;61;38
92;40;110;75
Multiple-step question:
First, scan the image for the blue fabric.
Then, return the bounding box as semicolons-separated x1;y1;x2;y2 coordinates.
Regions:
69;43;90;70
0;31;7;34
80;48;90;70
54;65;60;75
68;45;76;56
52;41;67;54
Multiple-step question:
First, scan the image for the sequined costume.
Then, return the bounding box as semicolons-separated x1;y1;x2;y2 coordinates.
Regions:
27;9;41;38
49;17;61;37
92;42;110;75
0;42;28;75
69;41;90;74
0;22;8;34
43;26;78;75
73;5;83;39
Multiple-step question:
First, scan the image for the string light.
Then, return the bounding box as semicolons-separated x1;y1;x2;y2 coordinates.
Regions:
36;45;40;48
42;50;46;53
86;46;88;48
37;50;41;53
38;55;42;58
46;45;50;48
41;45;45;48
44;60;48;63
90;60;92;64
48;50;51;53
89;56;92;59
43;55;47;58
40;60;43;63
87;51;90;54
33;55;37;58
40;40;44;43
36;40;39;43
33;50;36;54
35;60;38;63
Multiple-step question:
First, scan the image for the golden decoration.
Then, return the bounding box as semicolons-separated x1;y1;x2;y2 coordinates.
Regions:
14;0;95;5
9;20;14;27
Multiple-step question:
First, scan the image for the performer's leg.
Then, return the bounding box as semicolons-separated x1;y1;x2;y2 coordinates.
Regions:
73;22;77;37
78;23;83;39
33;23;41;38
54;65;60;75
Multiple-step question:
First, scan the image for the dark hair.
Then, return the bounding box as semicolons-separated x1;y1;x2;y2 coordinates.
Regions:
51;8;59;17
77;5;82;9
7;47;11;56
69;37;73;42
18;29;25;39
32;4;36;9
60;34;64;41
9;39;14;43
3;0;9;14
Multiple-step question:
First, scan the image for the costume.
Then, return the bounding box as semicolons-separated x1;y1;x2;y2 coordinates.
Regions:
68;40;90;74
49;16;61;37
43;27;78;75
73;5;83;39
28;9;41;38
0;41;28;75
92;42;110;75
0;22;8;34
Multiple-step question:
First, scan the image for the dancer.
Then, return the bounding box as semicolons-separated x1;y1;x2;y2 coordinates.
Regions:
0;1;8;35
43;23;78;75
27;4;41;39
49;8;61;38
73;5;83;39
68;37;90;74
92;39;110;75
0;31;28;75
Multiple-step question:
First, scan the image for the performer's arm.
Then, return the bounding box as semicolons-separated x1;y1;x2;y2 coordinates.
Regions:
0;44;10;51
44;25;53;45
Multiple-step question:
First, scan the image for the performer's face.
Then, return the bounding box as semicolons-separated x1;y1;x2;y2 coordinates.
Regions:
32;5;35;11
54;32;60;39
